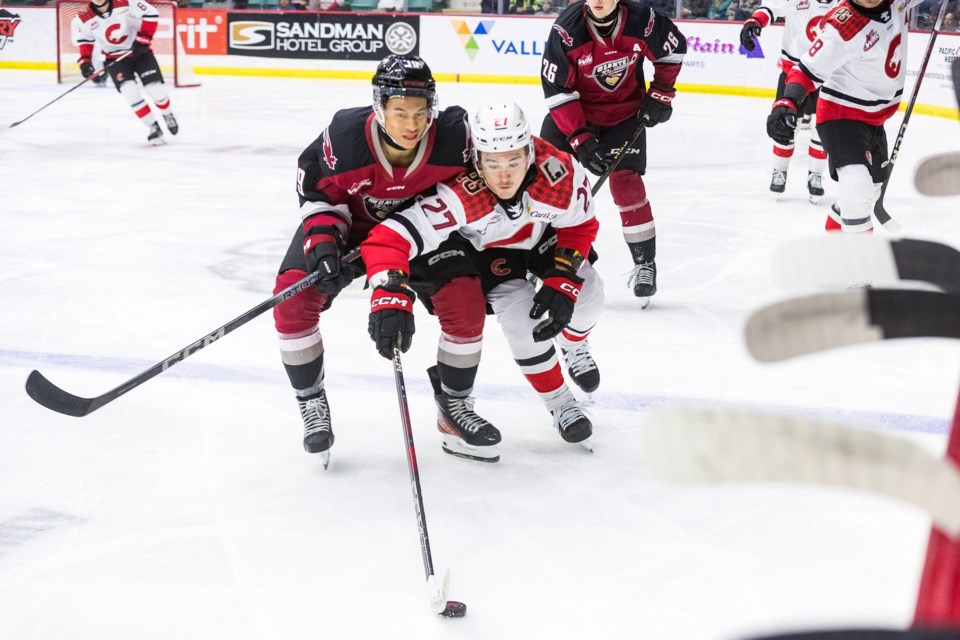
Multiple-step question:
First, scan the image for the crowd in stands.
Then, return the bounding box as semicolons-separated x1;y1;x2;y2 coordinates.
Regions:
2;0;956;30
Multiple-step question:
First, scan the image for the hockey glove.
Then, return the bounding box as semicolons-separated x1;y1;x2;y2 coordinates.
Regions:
573;136;610;177
79;60;96;79
639;86;674;128
303;224;356;295
132;33;152;58
767;98;799;146
740;19;762;51
529;268;584;342
368;271;417;359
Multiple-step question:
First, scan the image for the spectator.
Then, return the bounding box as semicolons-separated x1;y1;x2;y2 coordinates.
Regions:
536;0;558;14
509;0;541;14
682;0;712;18
377;0;404;9
276;0;300;9
707;0;732;19
313;0;341;8
944;12;958;31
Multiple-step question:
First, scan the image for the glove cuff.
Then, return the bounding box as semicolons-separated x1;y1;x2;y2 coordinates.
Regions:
553;248;585;273
647;86;675;105
568;131;592;151
772;98;798;111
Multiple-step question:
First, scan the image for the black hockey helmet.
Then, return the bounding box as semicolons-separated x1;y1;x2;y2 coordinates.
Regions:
372;54;439;124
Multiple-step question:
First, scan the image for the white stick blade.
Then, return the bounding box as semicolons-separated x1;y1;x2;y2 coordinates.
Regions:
643;407;960;538
771;235;899;291
427;570;450;614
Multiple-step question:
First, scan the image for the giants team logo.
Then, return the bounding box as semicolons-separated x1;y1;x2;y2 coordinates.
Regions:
347;179;372;195
552;24;573;47
592;55;634;92
322;129;337;170
0;9;22;50
363;196;408;221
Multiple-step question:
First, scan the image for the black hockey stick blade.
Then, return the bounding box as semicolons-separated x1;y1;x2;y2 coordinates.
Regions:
26;370;107;417
915;152;960;196
745;289;960;362
771;235;960;294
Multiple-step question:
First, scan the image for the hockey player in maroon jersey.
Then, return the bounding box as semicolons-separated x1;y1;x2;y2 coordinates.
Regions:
767;0;926;233
740;0;839;199
362;103;604;460
272;55;496;467
540;0;685;309
75;0;179;143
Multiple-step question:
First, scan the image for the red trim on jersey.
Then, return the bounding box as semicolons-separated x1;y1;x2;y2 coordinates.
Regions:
556;217;599;261
78;44;94;61
824;3;869;41
138;20;158;40
485;223;535;249
817;99;899;125
525;366;564;394
362;225;413;277
303;212;349;236
749;10;771;28
651;63;681;91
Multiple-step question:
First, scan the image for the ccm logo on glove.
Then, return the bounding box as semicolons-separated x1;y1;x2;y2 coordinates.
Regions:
371;295;411;309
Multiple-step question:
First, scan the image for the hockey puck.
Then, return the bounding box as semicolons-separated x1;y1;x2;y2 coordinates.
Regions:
439;601;467;618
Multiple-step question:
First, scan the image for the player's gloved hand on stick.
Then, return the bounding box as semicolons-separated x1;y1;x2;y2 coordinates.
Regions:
638;86;674;127
574;136;610;177
368;271;417;359
767;98;799;146
529;265;584;343
740;19;762;51
303;224;356;295
79;60;96;79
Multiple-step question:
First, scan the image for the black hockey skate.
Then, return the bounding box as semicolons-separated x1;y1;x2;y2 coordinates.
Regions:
428;366;501;463
163;113;179;135
628;261;657;309
147;122;165;145
551;401;593;447
807;171;824;203
562;341;600;394
298;389;334;469
770;169;787;193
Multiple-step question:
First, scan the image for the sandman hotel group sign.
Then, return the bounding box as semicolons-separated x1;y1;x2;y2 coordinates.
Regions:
227;14;418;60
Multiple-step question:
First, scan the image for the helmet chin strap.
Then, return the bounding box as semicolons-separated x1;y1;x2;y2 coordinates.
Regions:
377;125;410;152
586;1;617;24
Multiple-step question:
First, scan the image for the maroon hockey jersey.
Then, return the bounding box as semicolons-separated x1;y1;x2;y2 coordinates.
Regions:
541;0;686;139
296;106;472;248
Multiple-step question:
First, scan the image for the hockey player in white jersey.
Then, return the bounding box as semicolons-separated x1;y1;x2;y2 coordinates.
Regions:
741;0;839;199
75;0;179;143
362;103;604;460
767;0;924;233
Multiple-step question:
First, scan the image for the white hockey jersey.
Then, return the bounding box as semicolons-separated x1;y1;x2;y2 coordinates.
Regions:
361;137;600;277
76;0;158;60
786;0;925;125
749;0;842;69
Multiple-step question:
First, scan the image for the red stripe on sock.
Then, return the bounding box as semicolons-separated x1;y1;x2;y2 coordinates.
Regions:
524;366;564;394
134;104;151;119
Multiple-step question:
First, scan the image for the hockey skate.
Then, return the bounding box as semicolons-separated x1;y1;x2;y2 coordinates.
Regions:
551;401;593;451
428;366;501;463
628;261;657;309
770;169;787;193
147;123;165;145
562;340;600;396
163;113;179;135
807;171;824;203
298;390;334;469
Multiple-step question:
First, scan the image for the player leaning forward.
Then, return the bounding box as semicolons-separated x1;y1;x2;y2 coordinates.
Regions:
766;0;925;233
75;0;179;143
540;0;686;308
362;103;604;461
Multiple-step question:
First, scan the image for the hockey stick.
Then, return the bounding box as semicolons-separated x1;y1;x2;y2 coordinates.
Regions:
25;248;361;417
915;152;960;196
873;0;950;232
9;52;132;129
770;235;960;294
390;347;467;619
745;289;960;363
643;406;960;538
590;121;646;197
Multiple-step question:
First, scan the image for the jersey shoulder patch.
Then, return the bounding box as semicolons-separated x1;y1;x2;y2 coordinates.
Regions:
428;106;471;167
317;107;376;174
114;0;130;8
78;7;96;22
446;172;497;223
824;3;869;40
527;138;575;208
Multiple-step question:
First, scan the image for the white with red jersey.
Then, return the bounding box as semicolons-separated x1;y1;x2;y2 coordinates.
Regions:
75;0;158;59
362;137;599;276
787;0;926;124
750;0;841;69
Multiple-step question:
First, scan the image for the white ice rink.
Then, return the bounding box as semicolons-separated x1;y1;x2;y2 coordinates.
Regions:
1;71;959;639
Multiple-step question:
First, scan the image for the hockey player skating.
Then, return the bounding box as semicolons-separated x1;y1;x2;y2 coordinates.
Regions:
272;55;495;468
540;0;686;308
766;0;926;233
75;0;179;143
361;103;604;459
740;0;838;200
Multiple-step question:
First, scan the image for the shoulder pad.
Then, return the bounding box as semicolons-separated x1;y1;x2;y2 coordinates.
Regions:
824;3;870;40
528;138;575;207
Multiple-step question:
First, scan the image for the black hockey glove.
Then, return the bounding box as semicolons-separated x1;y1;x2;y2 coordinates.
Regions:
740;18;762;51
573;136;610;177
767;97;799;146
79;60;96;79
132;33;152;58
639;86;674;128
368;272;417;359
529;267;584;342
303;224;356;295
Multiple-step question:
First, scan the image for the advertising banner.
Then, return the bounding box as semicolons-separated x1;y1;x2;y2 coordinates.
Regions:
226;13;419;60
176;9;228;56
0;7;55;62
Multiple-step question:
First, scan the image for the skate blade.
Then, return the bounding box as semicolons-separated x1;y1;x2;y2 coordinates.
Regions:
149;137;166;146
580;393;596;407
637;296;651;310
318;449;330;470
808;194;823;204
578;438;594;453
441;437;499;463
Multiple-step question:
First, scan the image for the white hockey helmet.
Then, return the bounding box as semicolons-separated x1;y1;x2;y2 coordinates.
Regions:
471;103;535;171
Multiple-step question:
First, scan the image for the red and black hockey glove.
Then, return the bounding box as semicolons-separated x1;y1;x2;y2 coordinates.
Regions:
368;271;417;359
571;134;610;177
639;86;674;128
303;224;357;295
132;32;152;58
79;58;96;79
529;258;584;343
740;18;762;51
767;97;799;146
